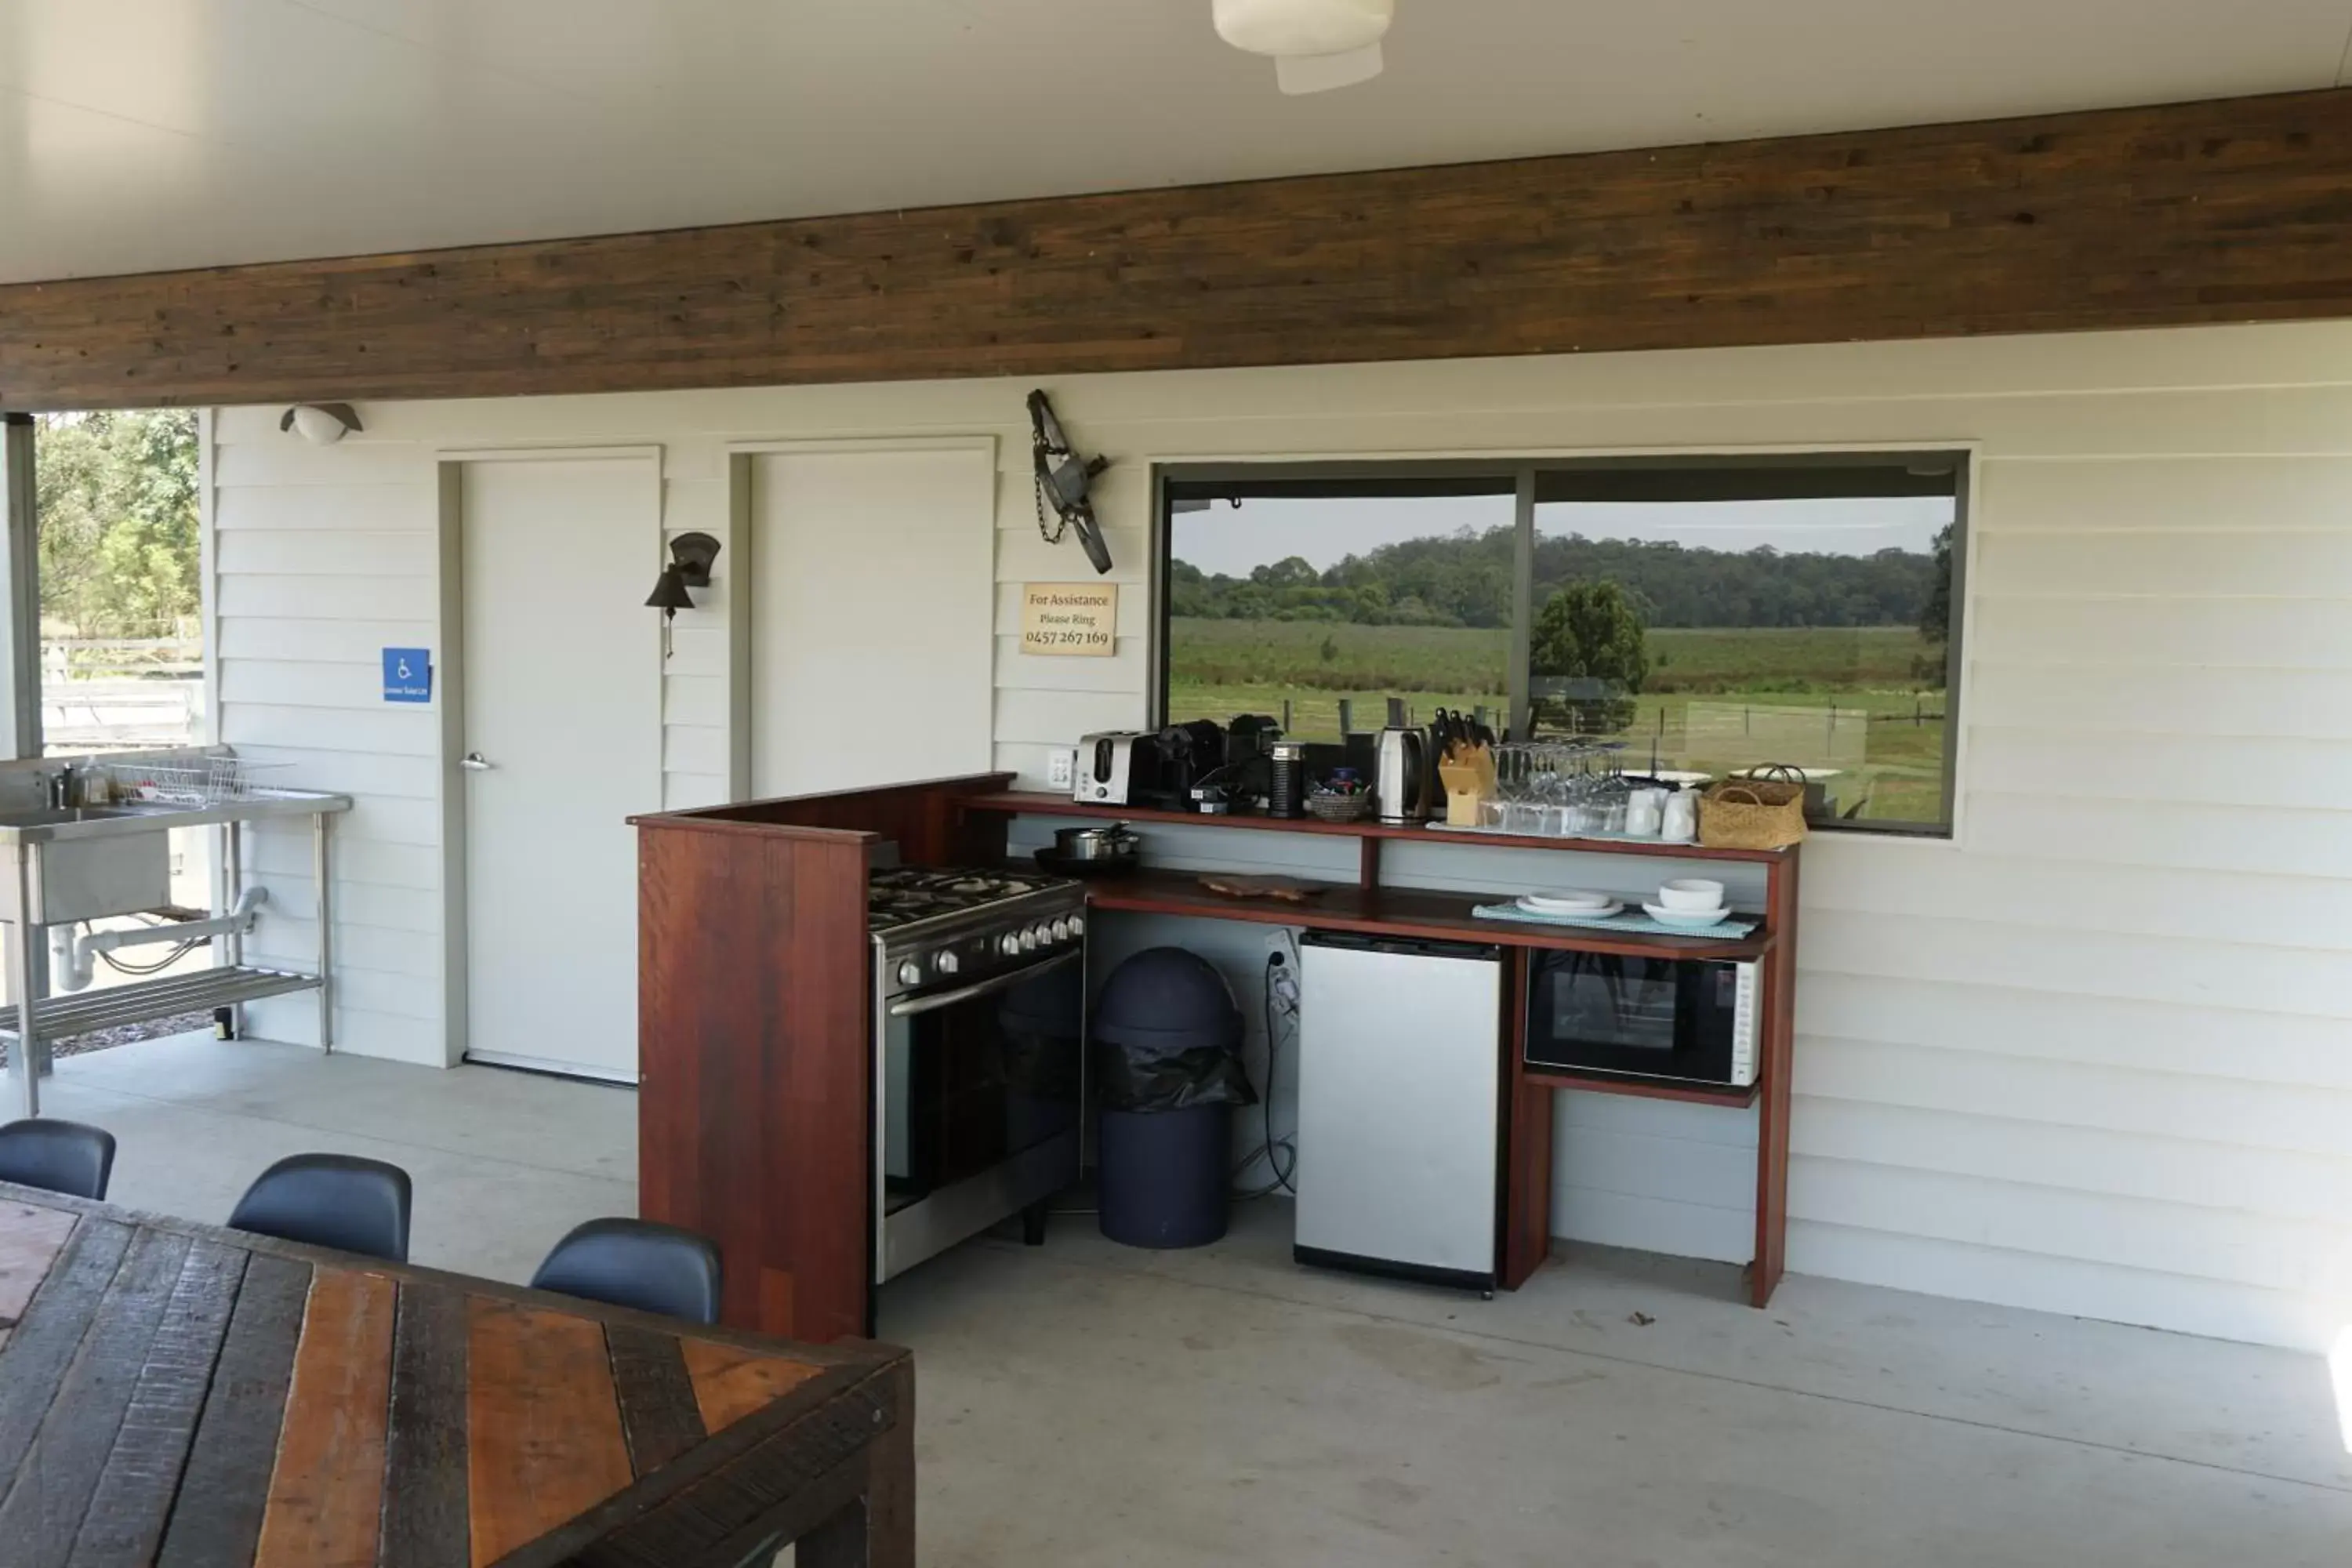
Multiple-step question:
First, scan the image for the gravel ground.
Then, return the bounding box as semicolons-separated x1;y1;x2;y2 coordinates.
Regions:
0;1011;212;1069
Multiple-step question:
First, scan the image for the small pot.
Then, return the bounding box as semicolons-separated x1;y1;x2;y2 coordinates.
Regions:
1051;823;1141;864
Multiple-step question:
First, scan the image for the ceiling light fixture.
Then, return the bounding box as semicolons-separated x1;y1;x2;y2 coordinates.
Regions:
279;403;363;445
1214;0;1394;95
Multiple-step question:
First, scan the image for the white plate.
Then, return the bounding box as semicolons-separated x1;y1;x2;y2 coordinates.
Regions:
1519;897;1621;919
1642;902;1731;928
1520;891;1613;913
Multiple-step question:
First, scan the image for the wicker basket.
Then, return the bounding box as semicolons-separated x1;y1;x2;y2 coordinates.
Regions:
1306;792;1374;824
1698;778;1809;850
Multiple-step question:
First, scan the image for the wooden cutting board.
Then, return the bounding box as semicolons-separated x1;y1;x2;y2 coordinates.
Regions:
1197;873;1325;903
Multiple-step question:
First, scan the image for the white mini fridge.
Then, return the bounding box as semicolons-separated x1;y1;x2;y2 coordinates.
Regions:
1294;931;1503;1293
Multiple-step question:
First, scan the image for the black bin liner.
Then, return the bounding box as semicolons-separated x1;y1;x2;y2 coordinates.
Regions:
1091;947;1258;1112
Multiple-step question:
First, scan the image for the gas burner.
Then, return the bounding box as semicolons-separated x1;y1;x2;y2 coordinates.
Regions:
866;865;1076;933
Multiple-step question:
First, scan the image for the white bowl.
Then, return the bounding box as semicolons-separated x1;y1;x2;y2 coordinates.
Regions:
1657;879;1726;913
1643;902;1730;929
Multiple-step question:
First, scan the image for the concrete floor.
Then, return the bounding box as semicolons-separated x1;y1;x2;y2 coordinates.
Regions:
27;1034;2352;1566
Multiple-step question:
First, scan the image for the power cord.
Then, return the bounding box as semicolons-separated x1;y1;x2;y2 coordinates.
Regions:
1232;948;1299;1198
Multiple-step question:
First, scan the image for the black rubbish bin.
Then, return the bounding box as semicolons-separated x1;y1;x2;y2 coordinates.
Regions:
1091;947;1256;1250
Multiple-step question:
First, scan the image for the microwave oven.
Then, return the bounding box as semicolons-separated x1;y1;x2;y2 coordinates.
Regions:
1523;950;1760;1089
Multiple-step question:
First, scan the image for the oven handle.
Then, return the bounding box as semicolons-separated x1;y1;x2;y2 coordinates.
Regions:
887;947;1082;1017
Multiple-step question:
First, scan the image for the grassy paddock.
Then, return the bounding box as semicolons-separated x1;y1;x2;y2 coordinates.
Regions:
1166;618;1949;824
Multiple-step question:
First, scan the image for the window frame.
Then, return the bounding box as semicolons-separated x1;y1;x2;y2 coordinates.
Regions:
1155;451;1969;838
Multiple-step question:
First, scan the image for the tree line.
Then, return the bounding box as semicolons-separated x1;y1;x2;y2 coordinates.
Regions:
34;411;202;640
1170;525;1944;631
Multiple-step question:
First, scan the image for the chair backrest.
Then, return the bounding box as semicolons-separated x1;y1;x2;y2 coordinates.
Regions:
228;1153;412;1262
530;1218;722;1324
0;1117;117;1200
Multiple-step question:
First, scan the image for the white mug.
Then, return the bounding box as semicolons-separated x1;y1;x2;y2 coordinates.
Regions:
1625;789;1664;837
1662;788;1697;841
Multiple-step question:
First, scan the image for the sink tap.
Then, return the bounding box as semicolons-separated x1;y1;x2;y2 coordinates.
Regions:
45;766;74;810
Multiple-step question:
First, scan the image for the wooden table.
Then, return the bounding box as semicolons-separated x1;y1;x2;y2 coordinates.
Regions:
0;1184;914;1567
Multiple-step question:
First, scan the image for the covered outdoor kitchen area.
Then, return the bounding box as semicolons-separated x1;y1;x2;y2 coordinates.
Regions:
3;4;2352;1564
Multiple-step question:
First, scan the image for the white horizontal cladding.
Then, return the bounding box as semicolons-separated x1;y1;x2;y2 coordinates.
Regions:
216;616;439;666
1969;661;2352;740
213;528;434;578
1969;596;2352;670
213;481;427;533
1975;452;2352;534
1961;791;2352;879
1780;1222;2342;1351
1789;1155;2352;1298
1795;970;2352;1092
1796;1094;2352;1228
217;572;437;622
202;318;2352;1347
1976;528;2352;597
1796;907;2352;1019
1796;1036;2352;1163
1801;837;2352;949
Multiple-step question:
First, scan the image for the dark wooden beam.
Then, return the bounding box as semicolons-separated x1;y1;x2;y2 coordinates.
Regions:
9;87;2352;411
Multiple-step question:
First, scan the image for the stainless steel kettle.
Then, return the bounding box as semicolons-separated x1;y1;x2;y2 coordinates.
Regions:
1372;727;1430;824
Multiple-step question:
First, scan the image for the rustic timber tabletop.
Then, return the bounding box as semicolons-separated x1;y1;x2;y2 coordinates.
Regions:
0;1183;913;1567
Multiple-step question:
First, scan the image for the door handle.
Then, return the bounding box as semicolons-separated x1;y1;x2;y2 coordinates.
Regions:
460;753;494;771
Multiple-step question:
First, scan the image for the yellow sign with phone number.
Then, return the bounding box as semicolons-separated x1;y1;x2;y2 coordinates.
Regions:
1019;583;1118;657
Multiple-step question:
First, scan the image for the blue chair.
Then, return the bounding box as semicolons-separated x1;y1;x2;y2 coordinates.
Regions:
0;1117;117;1200
531;1218;723;1324
228;1152;412;1262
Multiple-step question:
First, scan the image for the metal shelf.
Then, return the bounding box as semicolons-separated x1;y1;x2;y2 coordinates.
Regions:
0;964;322;1040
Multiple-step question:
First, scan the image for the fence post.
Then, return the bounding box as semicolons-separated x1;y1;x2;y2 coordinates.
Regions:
1385;696;1406;728
1282;699;1293;732
1338;699;1354;736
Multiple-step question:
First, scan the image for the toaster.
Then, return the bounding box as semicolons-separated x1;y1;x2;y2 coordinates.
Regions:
1075;732;1155;804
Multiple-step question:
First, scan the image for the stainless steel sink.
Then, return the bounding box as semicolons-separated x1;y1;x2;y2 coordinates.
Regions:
0;805;172;831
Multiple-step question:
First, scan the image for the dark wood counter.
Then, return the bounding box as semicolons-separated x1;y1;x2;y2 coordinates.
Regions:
1085;866;1773;964
632;773;1014;1345
971;787;1802;1309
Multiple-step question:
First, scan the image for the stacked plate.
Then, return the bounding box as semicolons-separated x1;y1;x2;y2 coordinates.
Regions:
1642;879;1730;928
1515;888;1623;919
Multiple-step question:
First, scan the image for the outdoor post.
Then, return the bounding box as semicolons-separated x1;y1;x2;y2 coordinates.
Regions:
1337;699;1353;735
11;848;37;1117
0;416;38;760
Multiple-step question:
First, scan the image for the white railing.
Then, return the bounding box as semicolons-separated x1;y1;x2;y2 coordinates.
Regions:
41;637;205;753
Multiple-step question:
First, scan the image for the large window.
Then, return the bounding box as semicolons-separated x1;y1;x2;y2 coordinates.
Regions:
1160;456;1965;835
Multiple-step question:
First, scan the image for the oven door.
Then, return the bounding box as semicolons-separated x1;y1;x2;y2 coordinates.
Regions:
875;948;1084;1282
1524;950;1744;1086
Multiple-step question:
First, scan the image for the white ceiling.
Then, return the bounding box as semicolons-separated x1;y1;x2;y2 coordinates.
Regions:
4;0;2350;285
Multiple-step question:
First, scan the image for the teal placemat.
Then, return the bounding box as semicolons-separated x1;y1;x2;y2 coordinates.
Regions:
1472;902;1758;938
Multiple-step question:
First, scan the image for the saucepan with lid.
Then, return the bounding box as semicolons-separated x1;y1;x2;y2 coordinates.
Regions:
1037;822;1143;877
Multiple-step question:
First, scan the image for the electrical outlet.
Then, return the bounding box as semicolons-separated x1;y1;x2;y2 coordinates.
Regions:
1045;748;1076;789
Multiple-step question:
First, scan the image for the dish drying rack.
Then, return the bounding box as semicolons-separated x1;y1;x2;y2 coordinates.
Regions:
103;757;291;806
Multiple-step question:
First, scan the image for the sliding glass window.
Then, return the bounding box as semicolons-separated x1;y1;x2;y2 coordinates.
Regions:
1160;456;1965;835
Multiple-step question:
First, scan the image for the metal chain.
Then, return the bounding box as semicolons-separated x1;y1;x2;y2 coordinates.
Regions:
1033;457;1069;546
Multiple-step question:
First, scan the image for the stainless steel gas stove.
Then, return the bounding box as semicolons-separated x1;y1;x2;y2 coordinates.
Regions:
869;866;1087;1284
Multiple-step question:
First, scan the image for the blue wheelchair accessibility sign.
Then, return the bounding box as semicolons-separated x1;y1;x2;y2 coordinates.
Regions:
383;648;433;703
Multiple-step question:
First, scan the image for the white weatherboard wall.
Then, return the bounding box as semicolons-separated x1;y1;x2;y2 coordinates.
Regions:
209;320;2352;1350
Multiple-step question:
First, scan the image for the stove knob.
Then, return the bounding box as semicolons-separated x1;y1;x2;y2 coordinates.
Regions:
935;950;960;976
896;960;924;988
1000;933;1023;957
1069;913;1086;937
1051;918;1072;942
1014;928;1035;953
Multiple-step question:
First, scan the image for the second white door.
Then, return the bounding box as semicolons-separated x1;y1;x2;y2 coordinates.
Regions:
750;445;996;797
460;455;662;1082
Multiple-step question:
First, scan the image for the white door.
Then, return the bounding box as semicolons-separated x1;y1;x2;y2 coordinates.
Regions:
459;456;662;1081
750;446;996;796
